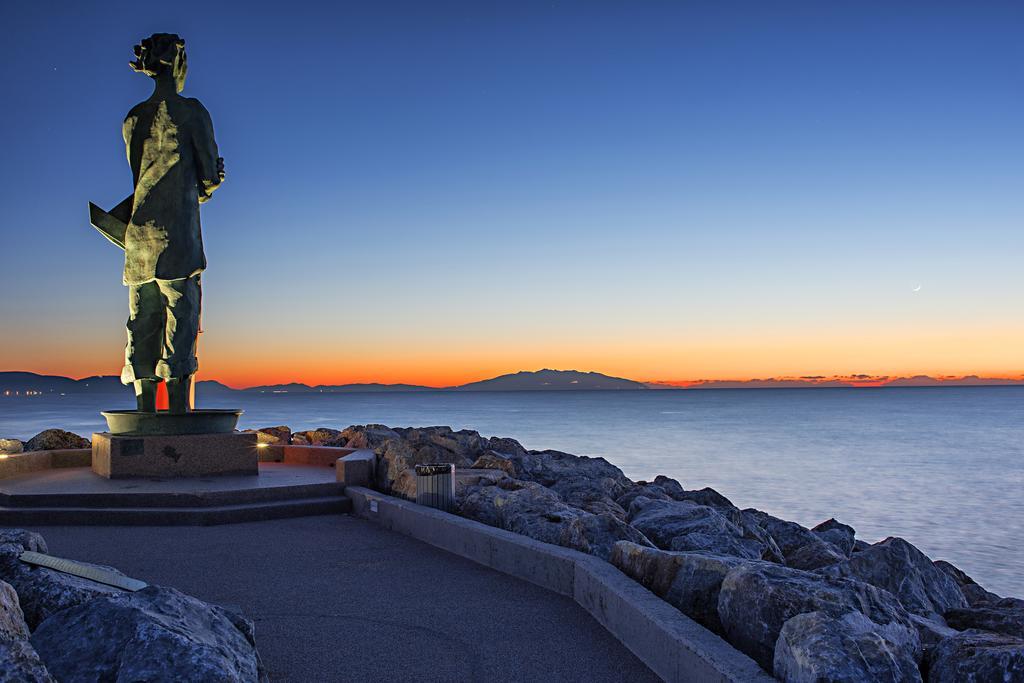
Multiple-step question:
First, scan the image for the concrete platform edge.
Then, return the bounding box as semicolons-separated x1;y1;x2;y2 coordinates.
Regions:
345;486;773;683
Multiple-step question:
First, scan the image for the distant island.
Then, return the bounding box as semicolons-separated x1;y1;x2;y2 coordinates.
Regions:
1;369;1022;396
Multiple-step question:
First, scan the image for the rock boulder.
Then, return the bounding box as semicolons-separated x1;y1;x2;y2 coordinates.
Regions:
610;542;747;634
933;559;1003;607
469;452;516;476
0;530;47;554
671;487;736;509
615;483;673;510
0;581;29;641
339;424;402;450
459;481;652;560
0;639;54;683
485;436;528;458
945;605;1024;639
628;497;775;561
0;543;123;629
774;610;922;682
744;510;845;570
818;537;967;619
23;430;89;452
290;427;345;447
927;631;1024;683
811;518;857;557
717;562;919;670
251;426;291;445
30;585;265;683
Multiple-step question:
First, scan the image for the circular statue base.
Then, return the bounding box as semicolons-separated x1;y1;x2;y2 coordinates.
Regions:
101;409;242;436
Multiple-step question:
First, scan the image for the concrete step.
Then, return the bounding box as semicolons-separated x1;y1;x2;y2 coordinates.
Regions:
0;495;352;526
0;482;345;509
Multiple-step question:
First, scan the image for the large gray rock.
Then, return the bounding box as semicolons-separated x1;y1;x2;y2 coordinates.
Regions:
510;449;634;509
548;474;627;519
945;605;1024;639
23;430;89;452
610;542;747;634
459;480;652;560
651;475;686;498
671;487;737;509
31;585;264;683
0;581;29;641
0;530;47;554
0;535;53;683
907;613;959;656
717;562;919;670
927;630;1024;683
0;542;123;629
628;497;775;560
485;436;528;458
933;559;976;587
250;425;291;445
0;639;54;683
290;427;345;447
812;518;857;557
818;537;967;619
961;584;1004;608
469;451;516;476
615;483;673;510
0;439;23;455
339;424;401;450
934;559;1003;607
744;510;845;570
774;610;922;682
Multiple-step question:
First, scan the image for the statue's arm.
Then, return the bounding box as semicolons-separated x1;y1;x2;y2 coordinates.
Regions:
191;100;223;203
122;116;136;164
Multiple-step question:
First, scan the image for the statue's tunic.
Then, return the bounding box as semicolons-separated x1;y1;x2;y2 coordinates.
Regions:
120;96;220;384
123;97;219;285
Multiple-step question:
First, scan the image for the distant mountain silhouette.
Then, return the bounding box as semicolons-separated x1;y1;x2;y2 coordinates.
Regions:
0;372;123;394
238;382;435;394
453;369;646;391
2;369;1021;396
224;370;645;392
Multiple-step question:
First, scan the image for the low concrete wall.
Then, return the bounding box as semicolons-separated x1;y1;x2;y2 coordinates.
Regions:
346;486;773;683
0;449;92;479
335;450;376;487
260;444;356;466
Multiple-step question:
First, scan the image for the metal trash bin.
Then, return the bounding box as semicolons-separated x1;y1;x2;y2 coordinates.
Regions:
415;463;455;512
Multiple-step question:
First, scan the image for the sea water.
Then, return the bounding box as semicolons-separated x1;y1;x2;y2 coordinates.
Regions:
2;386;1021;596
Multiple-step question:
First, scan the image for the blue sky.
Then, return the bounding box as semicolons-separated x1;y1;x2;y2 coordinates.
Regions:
1;1;1021;385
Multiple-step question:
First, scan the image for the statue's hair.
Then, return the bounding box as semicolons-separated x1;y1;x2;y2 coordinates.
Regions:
129;33;185;77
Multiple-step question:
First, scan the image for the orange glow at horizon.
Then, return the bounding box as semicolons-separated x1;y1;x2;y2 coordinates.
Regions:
4;321;1022;389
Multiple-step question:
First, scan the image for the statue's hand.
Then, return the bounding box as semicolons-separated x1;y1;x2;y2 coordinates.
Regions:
216;157;226;182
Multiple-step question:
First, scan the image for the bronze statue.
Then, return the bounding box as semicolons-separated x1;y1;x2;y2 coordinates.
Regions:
91;34;224;414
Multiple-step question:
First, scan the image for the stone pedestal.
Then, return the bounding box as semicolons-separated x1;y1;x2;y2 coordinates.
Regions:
92;432;258;479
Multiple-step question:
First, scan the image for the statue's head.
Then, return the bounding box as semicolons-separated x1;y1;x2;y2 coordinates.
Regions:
130;33;187;93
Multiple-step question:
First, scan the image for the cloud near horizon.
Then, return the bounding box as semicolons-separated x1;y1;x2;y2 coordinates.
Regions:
648;374;1024;389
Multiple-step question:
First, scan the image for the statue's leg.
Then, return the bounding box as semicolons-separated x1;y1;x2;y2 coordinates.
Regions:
166;376;192;414
133;379;158;412
122;281;164;412
157;275;201;414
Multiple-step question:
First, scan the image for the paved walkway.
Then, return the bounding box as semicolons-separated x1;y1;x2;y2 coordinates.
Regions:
29;516;660;682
